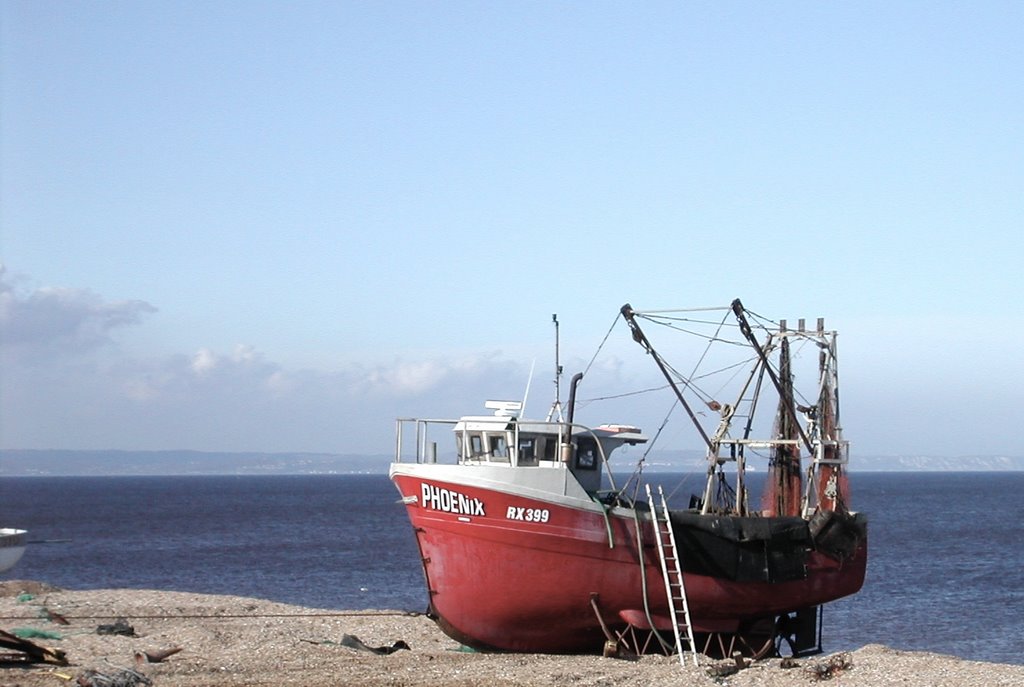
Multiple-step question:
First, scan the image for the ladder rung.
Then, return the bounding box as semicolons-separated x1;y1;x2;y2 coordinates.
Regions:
645;483;698;667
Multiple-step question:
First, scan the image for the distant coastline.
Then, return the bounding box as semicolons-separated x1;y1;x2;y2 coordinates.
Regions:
0;448;1021;477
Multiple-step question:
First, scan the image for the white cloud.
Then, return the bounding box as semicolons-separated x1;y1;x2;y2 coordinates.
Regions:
190;348;218;375
362;360;448;396
265;370;294;394
4;269;1017;457
0;266;157;361
0;270;538;452
355;354;523;398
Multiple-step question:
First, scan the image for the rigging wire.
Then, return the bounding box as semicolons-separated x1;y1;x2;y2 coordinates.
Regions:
681;307;731;397
579;383;672;404
635;313;748;349
649;308;741;507
629;309;736;409
622;311;731;502
581;313;621;378
621;396;680;503
584;303;829;508
615;304;839;513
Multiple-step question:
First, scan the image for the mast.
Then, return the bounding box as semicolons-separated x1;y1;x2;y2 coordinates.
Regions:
547;314;564;422
768;331;803;517
813;326;848;514
731;300;813;455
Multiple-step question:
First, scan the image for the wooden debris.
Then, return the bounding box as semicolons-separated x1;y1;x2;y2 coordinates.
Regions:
134;645;183;665
0;627;68;665
43;606;71;625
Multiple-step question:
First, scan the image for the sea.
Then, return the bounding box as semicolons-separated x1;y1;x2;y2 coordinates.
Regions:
1;472;1022;665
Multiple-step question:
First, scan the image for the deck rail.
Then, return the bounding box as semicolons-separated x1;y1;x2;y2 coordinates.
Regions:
394;417;460;464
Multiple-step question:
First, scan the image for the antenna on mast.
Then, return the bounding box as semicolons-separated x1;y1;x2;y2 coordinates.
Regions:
547;314;564;422
521;358;535;418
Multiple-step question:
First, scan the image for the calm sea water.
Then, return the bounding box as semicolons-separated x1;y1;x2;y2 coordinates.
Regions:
1;472;1021;665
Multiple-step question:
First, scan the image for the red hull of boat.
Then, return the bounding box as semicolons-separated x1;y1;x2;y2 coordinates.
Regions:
392;473;867;653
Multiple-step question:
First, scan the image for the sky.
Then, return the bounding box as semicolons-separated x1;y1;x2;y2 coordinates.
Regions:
1;2;1021;458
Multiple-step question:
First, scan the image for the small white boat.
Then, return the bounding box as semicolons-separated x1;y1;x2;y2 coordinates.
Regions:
0;528;28;573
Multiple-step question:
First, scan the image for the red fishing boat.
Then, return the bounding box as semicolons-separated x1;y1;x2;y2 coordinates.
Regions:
390;300;867;659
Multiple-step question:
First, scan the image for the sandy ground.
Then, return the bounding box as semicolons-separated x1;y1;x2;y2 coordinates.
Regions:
1;581;1022;687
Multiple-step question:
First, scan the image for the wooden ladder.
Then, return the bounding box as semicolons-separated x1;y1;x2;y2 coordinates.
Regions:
646;483;698;667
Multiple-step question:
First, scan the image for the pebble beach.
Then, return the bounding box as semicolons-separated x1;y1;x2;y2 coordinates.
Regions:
1;581;1022;687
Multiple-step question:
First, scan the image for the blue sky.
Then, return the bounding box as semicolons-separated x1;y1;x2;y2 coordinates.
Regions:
1;2;1021;457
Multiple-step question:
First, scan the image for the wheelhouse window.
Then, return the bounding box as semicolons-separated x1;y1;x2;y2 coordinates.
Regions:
575;438;598;470
518;437;537;466
489;434;509;461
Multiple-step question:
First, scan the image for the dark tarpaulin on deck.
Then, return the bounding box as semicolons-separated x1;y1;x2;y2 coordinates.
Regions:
668;511;813;583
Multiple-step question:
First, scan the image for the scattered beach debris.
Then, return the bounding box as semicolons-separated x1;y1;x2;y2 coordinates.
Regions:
340;634;410;655
76;666;152;687
779;656;801;669
806;651;854;680
11;627;63;640
705;651;750;678
97;618;136;636
41;606;72;625
0;627;68;665
302;634;410;655
134;646;183;665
